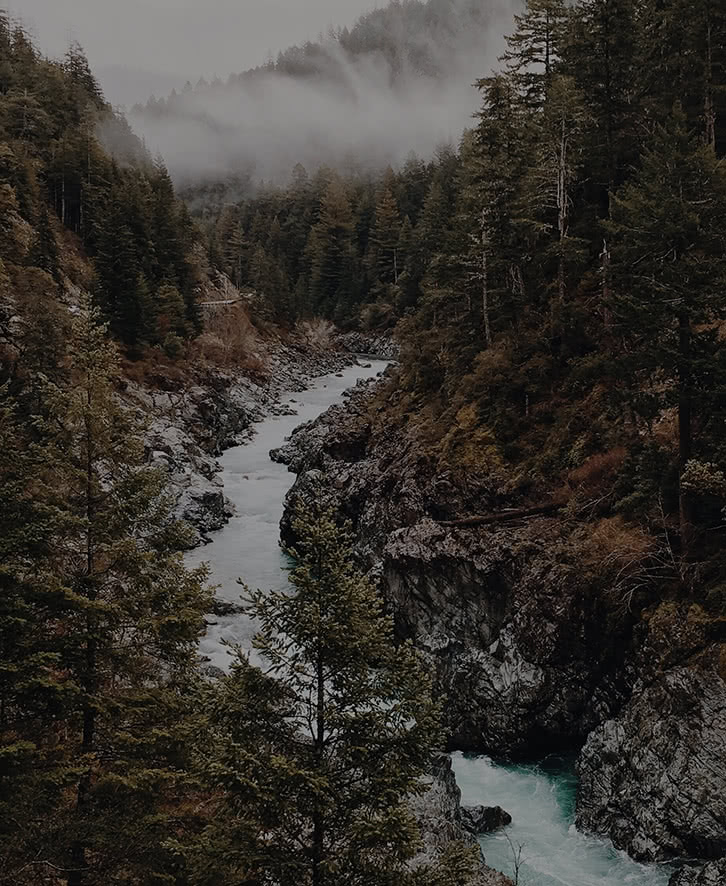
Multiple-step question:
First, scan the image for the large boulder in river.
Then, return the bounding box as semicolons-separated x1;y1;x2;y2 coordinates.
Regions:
576;666;726;862
460;804;512;834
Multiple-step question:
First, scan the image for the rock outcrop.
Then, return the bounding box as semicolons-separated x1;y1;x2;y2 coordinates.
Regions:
275;376;627;757
411;756;513;886
669;858;726;886
576;666;726;861
336;331;400;360
275;370;726;865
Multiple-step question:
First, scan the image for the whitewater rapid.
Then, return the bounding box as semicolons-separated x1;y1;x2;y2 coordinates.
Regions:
451;753;675;886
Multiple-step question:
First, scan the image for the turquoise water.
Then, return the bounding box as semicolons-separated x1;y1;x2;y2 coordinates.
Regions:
451;752;675;886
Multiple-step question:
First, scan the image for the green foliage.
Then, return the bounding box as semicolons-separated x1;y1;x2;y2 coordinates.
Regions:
0;24;205;354
185;504;473;886
0;303;212;884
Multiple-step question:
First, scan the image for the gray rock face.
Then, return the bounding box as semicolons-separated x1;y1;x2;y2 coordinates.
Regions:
276;379;626;757
276;369;726;864
411;755;513;886
669;858;726;886
382;520;619;756
461;805;512;835
336;331;400;360
576;667;726;862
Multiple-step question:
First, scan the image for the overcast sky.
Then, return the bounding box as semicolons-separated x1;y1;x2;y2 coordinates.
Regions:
9;0;378;105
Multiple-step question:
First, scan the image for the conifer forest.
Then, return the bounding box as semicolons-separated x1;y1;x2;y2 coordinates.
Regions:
1;2;726;885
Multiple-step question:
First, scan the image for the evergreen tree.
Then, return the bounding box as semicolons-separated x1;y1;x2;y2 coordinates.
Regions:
565;0;641;203
17;303;211;884
519;74;589;315
0;393;74;880
606;106;726;547
370;183;402;286
308;177;355;317
502;0;569;106
188;505;474;886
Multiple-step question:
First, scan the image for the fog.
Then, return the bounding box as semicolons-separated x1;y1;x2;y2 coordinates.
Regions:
8;0;378;106
10;0;517;187
128;1;516;185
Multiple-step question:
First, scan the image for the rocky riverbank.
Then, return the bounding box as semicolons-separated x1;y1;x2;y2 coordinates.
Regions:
412;757;513;886
273;374;629;756
273;369;726;872
124;339;356;546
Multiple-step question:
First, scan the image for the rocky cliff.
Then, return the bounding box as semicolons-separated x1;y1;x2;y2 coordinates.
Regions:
576;601;726;862
273;371;726;870
273;375;629;756
412;756;513;886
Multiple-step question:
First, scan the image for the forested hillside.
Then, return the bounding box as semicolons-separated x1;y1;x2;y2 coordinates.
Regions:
0;14;204;358
4;0;726;882
214;0;726;551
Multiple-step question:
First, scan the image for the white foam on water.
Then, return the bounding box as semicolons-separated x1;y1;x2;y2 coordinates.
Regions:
451;752;675;886
186;359;389;671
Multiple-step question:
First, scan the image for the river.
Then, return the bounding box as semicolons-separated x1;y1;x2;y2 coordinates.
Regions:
452;753;675;886
187;358;675;886
186;358;389;671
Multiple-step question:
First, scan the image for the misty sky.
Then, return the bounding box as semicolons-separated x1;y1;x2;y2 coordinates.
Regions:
8;0;378;105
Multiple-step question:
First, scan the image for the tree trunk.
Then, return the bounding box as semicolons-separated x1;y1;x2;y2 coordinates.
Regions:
312;553;325;886
312;652;325;886
705;4;716;149
68;405;97;886
557;116;568;306
439;502;564;528
481;210;492;348
678;310;694;554
601;240;613;331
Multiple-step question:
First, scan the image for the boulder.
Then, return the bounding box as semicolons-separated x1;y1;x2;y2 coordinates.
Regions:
461;805;512;835
669;858;726;886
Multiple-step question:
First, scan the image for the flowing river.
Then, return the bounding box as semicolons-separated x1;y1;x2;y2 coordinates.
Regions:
186;358;389;670
451;753;675;886
187;359;676;886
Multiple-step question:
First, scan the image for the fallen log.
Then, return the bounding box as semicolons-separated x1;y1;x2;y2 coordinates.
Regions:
438;502;564;528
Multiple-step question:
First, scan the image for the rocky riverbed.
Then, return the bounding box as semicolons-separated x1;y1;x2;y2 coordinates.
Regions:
123;340;360;546
272;369;726;876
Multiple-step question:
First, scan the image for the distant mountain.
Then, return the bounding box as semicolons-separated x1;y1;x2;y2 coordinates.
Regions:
129;0;515;186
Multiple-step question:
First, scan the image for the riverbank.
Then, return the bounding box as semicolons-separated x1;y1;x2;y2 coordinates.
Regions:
123;334;393;547
273;367;726;884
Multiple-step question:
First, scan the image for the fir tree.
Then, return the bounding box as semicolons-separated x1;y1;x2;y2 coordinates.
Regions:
606;106;726;548
370;183;402;286
22;302;211;884
308;177;355;317
188;504;475;886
